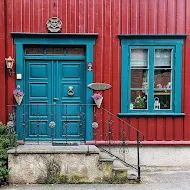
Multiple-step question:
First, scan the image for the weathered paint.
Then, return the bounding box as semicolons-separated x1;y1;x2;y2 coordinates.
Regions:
1;0;190;142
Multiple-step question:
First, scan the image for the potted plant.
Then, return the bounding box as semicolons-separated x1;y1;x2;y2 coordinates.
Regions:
13;89;24;105
92;93;103;108
134;95;146;109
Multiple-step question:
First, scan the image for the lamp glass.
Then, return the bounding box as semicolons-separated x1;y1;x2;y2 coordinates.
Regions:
7;61;13;69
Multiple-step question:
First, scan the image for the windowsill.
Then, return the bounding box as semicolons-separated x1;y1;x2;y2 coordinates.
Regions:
118;113;185;116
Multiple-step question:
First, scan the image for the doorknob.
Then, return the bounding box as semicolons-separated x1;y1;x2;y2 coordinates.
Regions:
53;97;59;101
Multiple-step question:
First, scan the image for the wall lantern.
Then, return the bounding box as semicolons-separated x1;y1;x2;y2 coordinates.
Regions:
5;56;14;76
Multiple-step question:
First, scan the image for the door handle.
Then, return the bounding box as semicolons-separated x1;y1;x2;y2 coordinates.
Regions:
68;86;74;96
53;97;59;101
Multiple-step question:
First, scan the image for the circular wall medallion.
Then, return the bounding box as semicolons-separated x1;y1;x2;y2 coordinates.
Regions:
46;17;62;33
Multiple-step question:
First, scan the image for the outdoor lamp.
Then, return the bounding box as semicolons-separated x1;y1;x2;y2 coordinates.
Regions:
5;56;14;76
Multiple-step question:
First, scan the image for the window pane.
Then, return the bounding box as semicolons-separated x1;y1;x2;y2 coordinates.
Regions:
25;48;44;55
155;49;172;68
130;49;148;68
154;90;171;110
154;69;171;89
46;48;64;54
130;90;147;110
131;70;148;88
66;48;85;55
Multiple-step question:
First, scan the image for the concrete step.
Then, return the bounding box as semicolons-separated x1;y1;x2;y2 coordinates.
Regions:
7;144;100;154
8;145;139;184
98;149;139;181
113;159;138;180
99;151;116;162
8;145;103;184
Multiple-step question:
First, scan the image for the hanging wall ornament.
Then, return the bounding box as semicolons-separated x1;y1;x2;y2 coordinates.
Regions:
46;17;62;33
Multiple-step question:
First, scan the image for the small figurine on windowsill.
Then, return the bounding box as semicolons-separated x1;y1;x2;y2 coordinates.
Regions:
154;97;160;110
166;82;171;89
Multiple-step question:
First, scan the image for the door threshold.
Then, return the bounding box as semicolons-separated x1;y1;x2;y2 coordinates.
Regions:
52;142;79;146
22;141;85;146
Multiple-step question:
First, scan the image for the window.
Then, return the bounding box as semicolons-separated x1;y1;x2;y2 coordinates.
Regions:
24;46;85;56
118;35;187;116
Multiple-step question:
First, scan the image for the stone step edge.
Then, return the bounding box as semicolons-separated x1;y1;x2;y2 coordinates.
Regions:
112;168;139;180
7;145;100;154
99;158;116;162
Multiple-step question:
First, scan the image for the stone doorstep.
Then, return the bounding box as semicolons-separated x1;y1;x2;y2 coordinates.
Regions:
8;145;139;183
7;145;100;154
99;152;116;162
99;152;138;180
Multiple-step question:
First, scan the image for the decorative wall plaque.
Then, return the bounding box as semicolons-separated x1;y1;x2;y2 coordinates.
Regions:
46;17;62;33
88;83;112;90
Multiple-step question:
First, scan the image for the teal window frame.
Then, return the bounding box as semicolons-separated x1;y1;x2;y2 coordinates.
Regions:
118;35;187;116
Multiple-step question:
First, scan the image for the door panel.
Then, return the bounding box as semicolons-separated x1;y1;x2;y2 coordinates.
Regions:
25;60;52;139
57;61;86;140
24;60;85;141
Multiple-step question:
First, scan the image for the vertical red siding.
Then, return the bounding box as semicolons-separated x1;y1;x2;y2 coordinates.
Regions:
157;0;167;34
0;0;6;123
165;118;173;140
139;0;148;34
131;0;139;34
156;117;165;141
166;0;176;34
184;0;190;140
176;0;185;33
138;118;147;140
147;118;156;141
121;0;130;34
112;0;120;140
42;0;49;33
174;118;184;140
129;118;138;141
148;0;157;34
23;0;30;32
6;0;14;106
1;0;190;142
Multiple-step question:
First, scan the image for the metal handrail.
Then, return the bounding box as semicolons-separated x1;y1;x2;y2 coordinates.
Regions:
98;106;144;181
100;107;144;137
7;103;144;180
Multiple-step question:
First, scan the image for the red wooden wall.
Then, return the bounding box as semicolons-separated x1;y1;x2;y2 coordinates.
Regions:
0;0;190;142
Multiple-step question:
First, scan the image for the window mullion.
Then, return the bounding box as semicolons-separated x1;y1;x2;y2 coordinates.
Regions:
121;45;129;113
175;45;183;113
148;47;154;112
172;48;175;111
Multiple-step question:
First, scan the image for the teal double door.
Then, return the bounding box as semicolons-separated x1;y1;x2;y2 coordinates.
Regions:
24;59;86;141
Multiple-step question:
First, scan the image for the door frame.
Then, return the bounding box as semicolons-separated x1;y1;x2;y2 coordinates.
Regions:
12;33;98;141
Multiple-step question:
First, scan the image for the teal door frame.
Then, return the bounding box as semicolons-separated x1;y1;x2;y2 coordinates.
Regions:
11;33;98;141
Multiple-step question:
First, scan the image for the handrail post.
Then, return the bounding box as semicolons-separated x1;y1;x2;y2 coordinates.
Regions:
136;131;141;181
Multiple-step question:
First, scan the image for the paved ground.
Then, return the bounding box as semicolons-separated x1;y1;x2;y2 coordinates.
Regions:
2;170;190;190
